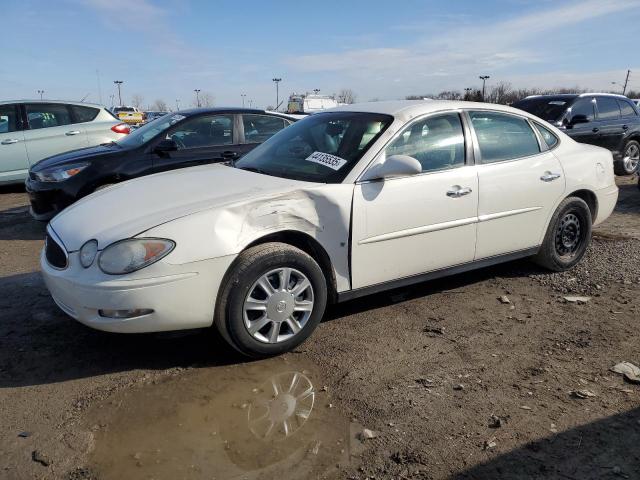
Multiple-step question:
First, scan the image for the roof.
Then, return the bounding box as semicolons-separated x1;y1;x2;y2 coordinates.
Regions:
523;92;631;100
173;107;297;120
0;99;105;107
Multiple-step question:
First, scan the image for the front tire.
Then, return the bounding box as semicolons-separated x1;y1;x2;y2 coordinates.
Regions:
614;140;640;176
215;243;328;358
533;197;592;272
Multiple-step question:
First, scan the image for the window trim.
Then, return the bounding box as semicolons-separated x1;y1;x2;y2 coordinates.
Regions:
531;120;560;152
239;113;288;145
465;109;548;165
356;109;473;184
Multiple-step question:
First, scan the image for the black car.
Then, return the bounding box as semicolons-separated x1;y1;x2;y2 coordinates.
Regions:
26;108;295;220
512;93;640;175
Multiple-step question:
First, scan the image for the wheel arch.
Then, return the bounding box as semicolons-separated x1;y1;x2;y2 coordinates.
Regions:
244;230;338;304
566;189;598;222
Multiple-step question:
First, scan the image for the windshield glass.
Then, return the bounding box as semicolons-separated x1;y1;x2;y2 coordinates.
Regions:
235;112;393;183
117;113;186;148
512;98;572;122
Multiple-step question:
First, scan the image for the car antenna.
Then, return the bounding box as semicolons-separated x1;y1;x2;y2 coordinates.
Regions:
79;93;90;102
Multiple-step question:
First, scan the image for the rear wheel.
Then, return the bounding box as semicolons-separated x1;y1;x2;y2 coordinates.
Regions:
533;197;592;272
215;243;328;358
614;140;640;176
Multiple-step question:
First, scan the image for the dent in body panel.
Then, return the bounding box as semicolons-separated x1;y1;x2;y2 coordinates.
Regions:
144;185;354;292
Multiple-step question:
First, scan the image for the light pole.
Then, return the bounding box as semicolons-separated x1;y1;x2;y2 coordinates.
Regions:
109;94;115;108
113;80;124;106
175;99;181;111
241;93;246;108
313;88;320;95
37;90;44;100
249;99;253;108
194;89;201;107
464;87;472;100
272;78;282;111
479;75;490;101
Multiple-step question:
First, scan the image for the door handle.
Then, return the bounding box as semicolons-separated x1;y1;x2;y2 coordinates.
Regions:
1;139;19;145
622;125;629;131
592;127;599;133
65;130;81;136
446;186;473;198
540;172;561;182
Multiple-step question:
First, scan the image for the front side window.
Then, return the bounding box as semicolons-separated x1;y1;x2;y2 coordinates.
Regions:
470;111;540;163
385;113;465;172
617;99;637;117
243;115;287;143
25;103;72;129
0;104;20;133
596;97;621;120
569;98;595;122
533;122;559;149
235;112;393;183
71;105;100;123
167;114;234;149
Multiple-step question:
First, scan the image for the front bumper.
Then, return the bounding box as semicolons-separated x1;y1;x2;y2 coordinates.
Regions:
25;177;76;221
40;248;236;333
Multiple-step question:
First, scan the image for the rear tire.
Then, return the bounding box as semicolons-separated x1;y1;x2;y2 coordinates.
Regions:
614;140;640;176
533;197;592;272
215;243;327;358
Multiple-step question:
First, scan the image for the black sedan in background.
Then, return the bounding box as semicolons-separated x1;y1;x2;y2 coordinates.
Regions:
512;93;640;176
26;108;295;220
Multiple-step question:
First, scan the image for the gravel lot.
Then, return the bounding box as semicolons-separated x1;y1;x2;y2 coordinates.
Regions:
1;177;639;480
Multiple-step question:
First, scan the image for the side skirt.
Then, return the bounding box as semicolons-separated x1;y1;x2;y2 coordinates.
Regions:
337;247;540;303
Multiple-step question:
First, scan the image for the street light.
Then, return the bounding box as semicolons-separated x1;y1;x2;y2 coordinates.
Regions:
241;93;246;108
272;78;282;111
313;88;320;95
194;89;201;108
175;99;181;111
37;90;44;100
479;75;490;101
113;80;124;106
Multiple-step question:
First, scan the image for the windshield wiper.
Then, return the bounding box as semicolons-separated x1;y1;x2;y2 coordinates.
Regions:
236;165;268;175
100;141;121;147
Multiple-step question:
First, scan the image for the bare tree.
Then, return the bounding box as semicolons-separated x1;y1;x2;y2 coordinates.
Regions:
336;88;357;104
151;99;168;111
193;92;215;107
131;94;144;109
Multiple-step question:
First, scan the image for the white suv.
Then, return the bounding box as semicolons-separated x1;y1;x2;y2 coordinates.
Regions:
0;100;130;185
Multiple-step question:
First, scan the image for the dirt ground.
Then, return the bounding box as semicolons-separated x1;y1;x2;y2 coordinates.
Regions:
1;177;639;480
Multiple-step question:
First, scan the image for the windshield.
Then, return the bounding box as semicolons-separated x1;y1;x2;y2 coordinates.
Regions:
512;98;573;122
235;112;393;183
117;113;186;148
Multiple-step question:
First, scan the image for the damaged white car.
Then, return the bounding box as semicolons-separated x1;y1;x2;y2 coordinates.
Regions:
41;101;618;357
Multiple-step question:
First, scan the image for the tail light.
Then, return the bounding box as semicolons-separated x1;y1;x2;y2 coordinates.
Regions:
111;123;130;135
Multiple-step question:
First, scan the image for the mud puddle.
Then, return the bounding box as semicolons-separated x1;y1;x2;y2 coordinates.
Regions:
86;356;361;479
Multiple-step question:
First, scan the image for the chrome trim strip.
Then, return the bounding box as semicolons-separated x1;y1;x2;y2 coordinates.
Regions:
478;206;542;222
359;216;478;245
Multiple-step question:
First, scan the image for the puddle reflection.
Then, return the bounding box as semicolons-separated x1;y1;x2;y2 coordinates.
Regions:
88;357;360;479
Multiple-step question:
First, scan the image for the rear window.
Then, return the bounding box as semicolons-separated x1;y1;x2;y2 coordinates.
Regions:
533;122;559;149
71;105;100;123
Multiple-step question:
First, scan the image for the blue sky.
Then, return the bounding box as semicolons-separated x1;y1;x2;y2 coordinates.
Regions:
4;0;640;109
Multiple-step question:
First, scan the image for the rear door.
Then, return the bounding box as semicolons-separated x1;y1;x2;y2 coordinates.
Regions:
237;114;291;158
69;104;113;146
152;113;239;172
0;103;29;183
594;96;625;154
470;110;566;259
23;103;89;164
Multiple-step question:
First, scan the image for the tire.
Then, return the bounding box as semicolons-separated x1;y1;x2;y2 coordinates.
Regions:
533;197;592;272
215;242;328;358
614;140;640;176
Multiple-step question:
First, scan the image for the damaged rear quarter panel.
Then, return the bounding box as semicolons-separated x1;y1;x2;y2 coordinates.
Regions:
141;184;355;292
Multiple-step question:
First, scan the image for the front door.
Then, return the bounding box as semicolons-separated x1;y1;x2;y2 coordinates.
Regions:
469;110;566;259
351;112;478;289
152;113;239;172
0;104;28;183
565;97;601;147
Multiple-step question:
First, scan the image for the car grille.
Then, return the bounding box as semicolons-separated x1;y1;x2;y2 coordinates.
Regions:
45;232;68;269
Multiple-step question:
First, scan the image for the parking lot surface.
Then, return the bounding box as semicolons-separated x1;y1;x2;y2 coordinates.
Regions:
1;178;639;479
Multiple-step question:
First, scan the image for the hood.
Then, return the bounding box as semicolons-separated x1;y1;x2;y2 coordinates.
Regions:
32;144;123;171
50;164;307;251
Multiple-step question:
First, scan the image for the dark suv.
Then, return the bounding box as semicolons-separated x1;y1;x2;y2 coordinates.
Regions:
513;94;640;175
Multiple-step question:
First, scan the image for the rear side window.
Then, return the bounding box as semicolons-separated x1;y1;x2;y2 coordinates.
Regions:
618;100;637;117
242;115;287;143
596;97;621;120
25;104;72;129
533;122;559;149
71;105;100;123
0;104;21;133
469;111;540;163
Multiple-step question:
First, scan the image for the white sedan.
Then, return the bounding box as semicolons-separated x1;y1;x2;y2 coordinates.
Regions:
41;101;618;357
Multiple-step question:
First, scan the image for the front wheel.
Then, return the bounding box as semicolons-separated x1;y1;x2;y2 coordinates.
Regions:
614;140;640;176
215;243;328;358
533;197;592;272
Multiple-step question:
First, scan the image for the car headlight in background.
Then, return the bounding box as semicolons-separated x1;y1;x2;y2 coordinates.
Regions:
34;163;89;182
98;238;175;275
79;239;98;268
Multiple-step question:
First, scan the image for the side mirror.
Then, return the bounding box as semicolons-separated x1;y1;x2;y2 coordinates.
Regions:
154;139;178;154
568;114;589;126
361;154;422;181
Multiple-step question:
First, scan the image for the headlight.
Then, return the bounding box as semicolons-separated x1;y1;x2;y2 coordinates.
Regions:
35;163;88;182
79;239;98;268
98;238;175;275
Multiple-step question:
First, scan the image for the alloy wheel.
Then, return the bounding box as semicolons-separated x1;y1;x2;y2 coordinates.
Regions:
623;143;640;173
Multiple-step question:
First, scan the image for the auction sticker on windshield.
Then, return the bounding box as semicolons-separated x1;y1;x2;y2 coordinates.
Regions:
305;151;347;170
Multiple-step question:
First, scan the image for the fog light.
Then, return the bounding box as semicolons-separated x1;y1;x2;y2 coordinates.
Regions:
98;308;154;319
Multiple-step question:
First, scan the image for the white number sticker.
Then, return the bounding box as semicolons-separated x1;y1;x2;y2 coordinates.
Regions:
305;151;347;171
